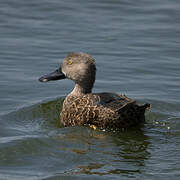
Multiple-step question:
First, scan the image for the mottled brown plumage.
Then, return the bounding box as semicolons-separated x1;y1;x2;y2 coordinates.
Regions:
39;52;150;129
61;93;150;128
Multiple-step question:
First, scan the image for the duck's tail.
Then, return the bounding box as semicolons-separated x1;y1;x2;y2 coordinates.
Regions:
141;103;151;111
114;102;151;128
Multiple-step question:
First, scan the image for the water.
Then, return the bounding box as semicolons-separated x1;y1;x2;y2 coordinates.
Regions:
0;0;180;179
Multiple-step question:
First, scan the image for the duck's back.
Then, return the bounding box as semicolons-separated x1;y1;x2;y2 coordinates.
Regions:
60;93;150;129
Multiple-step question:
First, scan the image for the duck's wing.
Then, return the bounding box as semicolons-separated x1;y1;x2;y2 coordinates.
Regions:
91;93;150;128
93;92;136;110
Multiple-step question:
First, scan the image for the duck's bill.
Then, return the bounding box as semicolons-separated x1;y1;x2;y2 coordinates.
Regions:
39;69;66;82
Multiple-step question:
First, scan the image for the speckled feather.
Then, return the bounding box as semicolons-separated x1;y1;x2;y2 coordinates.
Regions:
61;93;150;129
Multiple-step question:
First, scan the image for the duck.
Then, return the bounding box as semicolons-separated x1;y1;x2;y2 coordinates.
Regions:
39;52;150;129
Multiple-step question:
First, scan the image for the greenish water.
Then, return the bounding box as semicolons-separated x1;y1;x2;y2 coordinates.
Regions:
0;0;180;179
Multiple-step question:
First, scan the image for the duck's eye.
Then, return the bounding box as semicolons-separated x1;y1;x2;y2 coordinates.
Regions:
68;60;73;65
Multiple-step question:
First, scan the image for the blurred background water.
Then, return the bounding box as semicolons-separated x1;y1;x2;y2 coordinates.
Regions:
0;0;180;179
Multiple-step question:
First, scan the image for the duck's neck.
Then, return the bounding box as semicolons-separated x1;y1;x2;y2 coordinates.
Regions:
70;83;93;96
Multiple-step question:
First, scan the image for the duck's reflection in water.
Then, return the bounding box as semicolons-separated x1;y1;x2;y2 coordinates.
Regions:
56;126;150;177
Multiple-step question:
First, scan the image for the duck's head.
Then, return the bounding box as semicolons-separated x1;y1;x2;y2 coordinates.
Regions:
39;53;96;94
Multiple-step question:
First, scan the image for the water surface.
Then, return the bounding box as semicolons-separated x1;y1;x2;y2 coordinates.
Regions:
0;0;180;179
